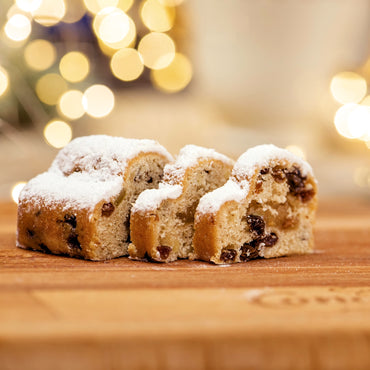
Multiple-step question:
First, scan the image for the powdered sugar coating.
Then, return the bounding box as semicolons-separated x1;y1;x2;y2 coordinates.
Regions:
132;184;183;213
51;135;173;180
197;144;315;215
232;144;313;181
163;144;234;185
20;135;173;212
196;179;246;217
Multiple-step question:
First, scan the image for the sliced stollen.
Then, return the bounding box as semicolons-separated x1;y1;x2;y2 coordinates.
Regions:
129;145;234;262
17;135;173;261
193;144;318;264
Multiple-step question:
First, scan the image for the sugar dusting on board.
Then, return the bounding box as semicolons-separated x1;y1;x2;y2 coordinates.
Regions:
19;135;173;212
164;144;234;185
196;144;315;215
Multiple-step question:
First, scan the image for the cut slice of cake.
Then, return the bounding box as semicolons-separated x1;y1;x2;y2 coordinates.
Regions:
17;135;173;261
129;145;234;262
193;144;318;264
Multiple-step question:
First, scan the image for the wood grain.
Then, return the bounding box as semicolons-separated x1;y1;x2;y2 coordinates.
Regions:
0;198;370;369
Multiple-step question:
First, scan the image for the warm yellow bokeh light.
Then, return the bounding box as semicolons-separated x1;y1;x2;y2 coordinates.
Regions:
361;95;370;107
36;73;68;105
4;14;32;42
7;4;33;20
330;71;367;104
0;66;10;97
32;0;66;27
347;105;370;139
82;85;115;118
110;48;144;81
97;16;136;54
158;0;184;6
59;52;90;83
138;32;175;70
24;39;56;71
63;0;86;23
84;0;119;14
285;145;306;160
93;7;130;44
141;0;175;32
118;0;134;12
16;0;42;12
58;90;85;120
334;103;358;139
44;120;72;148
151;52;192;92
11;182;27;204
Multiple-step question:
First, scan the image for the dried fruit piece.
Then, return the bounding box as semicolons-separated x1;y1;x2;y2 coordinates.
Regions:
240;243;259;261
67;232;81;250
64;214;77;228
255;180;263;193
299;189;315;203
246;215;265;236
220;248;237;262
157;245;172;260
262;232;278;247
101;202;115;217
285;167;305;194
260;168;269;175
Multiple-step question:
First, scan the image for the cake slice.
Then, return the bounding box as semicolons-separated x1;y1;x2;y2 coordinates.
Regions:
129;145;234;262
17;135;173;261
193;144;318;264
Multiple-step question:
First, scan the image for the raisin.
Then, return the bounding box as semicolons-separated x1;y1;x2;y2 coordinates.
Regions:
67;232;81;250
220;248;237;263
260;168;269;175
271;167;286;183
64;214;77;228
35;210;41;217
101;202;115;217
134;171;153;183
157;246;172;260
27;229;35;238
38;243;51;254
240;243;259;261
123;215;131;243
299;189;315;203
285;167;305;194
261;233;278;247
246;215;265;236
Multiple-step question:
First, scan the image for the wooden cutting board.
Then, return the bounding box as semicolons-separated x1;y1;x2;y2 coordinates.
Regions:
0;198;369;370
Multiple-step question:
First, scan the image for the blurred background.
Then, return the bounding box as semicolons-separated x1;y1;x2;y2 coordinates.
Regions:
0;0;369;203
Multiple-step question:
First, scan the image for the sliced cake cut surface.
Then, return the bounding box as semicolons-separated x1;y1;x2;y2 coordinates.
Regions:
17;135;173;261
129;145;234;262
193;144;318;264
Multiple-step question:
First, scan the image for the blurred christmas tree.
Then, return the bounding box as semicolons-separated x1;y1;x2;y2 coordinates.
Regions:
0;0;192;147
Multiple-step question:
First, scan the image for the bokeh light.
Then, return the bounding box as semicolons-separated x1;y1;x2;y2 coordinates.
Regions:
0;66;10;97
4;14;32;42
84;0;119;14
16;0;42;12
285;145;306;160
93;7;130;45
24;39;56;71
36;73;68;105
7;4;33;20
118;0;134;12
11;182;27;204
334;103;358;139
347;105;370;139
59;52;90;83
58;90;85;120
141;0;176;32
43;120;72;148
32;0;66;27
151;52;192;92
110;48;144;81
82;85;115;118
63;0;86;23
138;32;175;70
330;72;367;104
